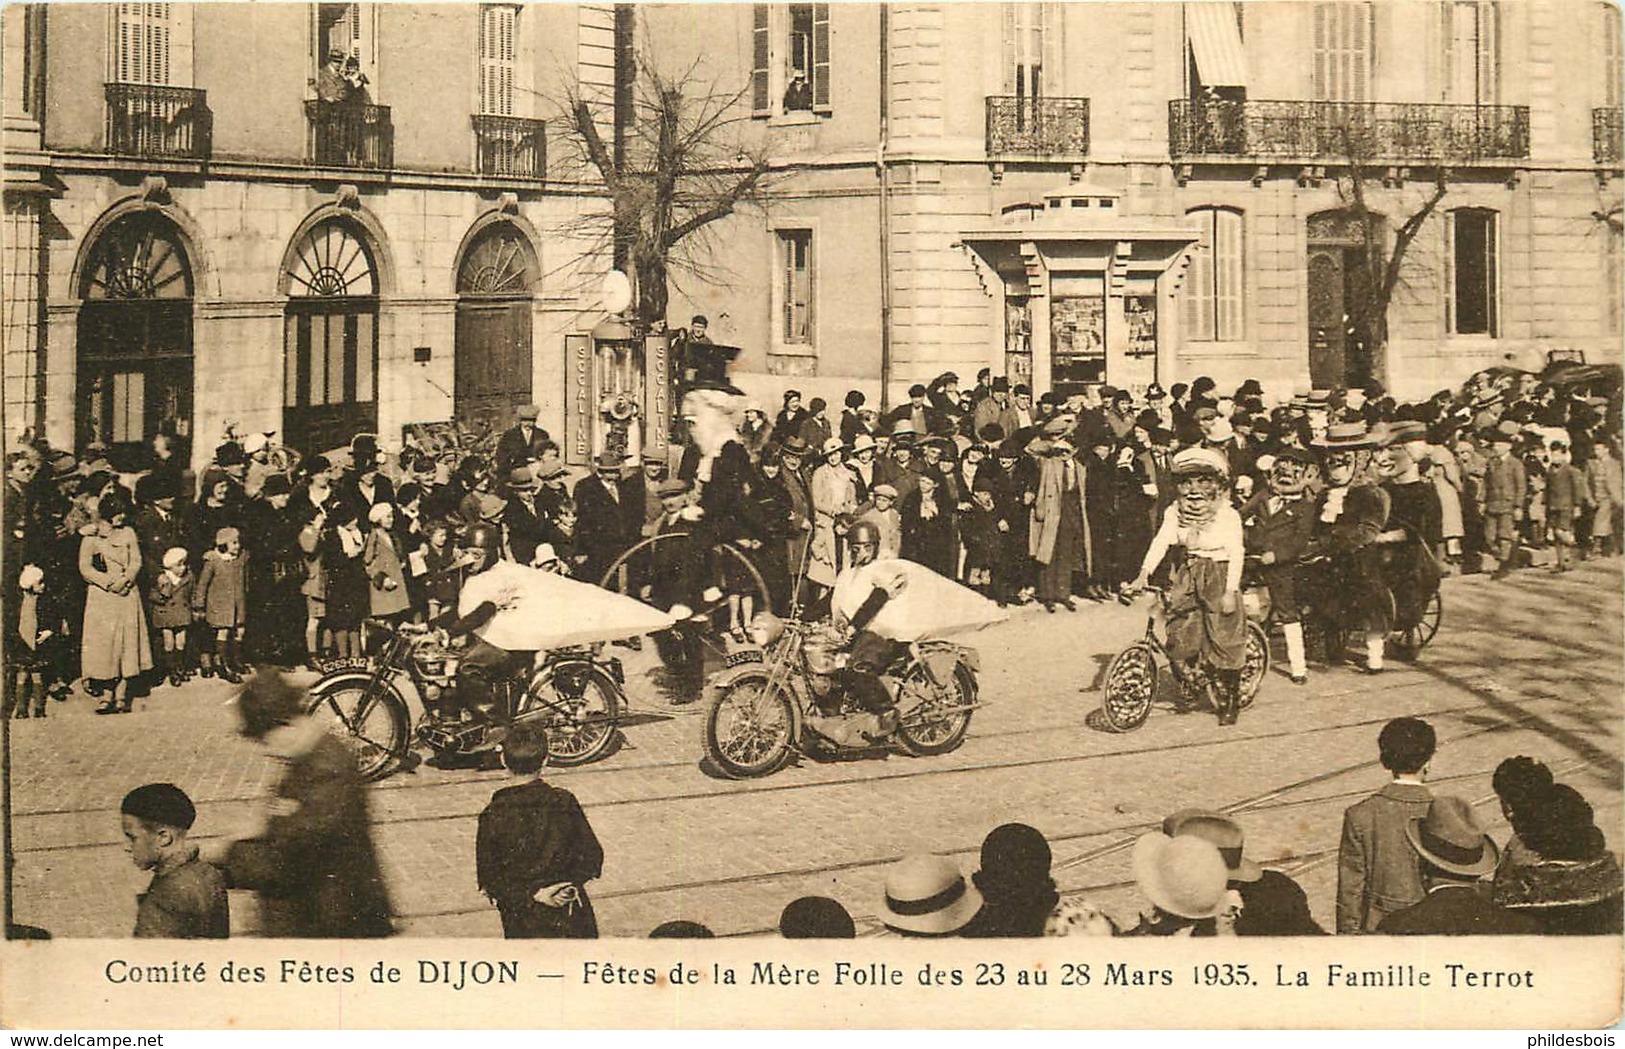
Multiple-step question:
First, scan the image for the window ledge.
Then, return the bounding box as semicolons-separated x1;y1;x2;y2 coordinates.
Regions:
770;342;819;357
768;111;824;127
1182;339;1255;356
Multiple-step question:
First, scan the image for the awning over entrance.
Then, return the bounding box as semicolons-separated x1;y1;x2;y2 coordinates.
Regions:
1186;2;1248;89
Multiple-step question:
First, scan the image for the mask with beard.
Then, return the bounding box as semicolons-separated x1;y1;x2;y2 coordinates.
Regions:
1175;471;1224;531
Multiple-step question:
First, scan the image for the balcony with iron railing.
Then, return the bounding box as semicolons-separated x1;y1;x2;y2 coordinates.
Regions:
1168;99;1530;165
985;96;1091;159
472;115;546;180
104;83;212;161
1594;107;1622;167
305;99;394;172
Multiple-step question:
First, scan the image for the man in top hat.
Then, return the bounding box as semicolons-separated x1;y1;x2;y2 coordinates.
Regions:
1301;419;1393;673
1241;445;1319;684
495;404;551;476
1164;809;1323;936
573;451;632;583
503;465;549;567
1337;716;1436;933
1377;796;1539;935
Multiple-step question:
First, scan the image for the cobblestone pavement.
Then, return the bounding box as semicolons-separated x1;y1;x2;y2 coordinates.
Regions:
8;559;1621;939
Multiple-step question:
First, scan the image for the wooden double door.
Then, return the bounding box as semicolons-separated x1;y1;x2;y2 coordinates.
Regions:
455;297;532;432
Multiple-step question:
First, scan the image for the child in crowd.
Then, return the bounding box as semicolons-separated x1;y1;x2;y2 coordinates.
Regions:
150;547;195;687
120;783;229;939
193;526;248;684
1587;439;1622;557
7;565;52;719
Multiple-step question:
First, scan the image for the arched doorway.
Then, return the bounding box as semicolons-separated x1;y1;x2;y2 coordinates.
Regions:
77;212;195;470
1306;209;1383;390
282;218;381;455
454;221;537;430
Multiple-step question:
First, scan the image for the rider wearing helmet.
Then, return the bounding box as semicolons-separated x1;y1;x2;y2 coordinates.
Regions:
432;522;526;724
1124;446;1249;726
828;518;911;736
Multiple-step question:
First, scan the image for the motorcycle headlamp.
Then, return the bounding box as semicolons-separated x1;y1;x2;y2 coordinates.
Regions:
748;612;785;647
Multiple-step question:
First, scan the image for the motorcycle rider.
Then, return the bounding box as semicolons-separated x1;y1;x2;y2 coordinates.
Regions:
431;522;530;727
828;518;912;739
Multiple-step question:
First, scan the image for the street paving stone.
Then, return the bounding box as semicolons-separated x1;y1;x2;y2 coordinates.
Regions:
7;560;1620;939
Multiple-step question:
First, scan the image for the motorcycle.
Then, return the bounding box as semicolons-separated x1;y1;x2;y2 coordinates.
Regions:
306;620;626;781
701;614;981;779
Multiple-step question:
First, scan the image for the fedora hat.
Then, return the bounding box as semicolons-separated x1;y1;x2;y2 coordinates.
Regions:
507;465;538;490
779;434;811;457
890;419;919;441
879;854;983;935
1406;796;1499;878
1162;810;1263;883
594;450;625;471
1132;832;1231;919
1377;420;1428;447
1313;420;1375;449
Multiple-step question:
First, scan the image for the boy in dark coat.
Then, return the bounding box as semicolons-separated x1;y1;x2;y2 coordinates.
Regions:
476;722;604;938
1241;448;1318;684
121;783;229;938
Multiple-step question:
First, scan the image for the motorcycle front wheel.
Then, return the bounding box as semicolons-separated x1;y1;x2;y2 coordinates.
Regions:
305;673;410;781
520;658;622;768
893;663;975;756
702;671;797;779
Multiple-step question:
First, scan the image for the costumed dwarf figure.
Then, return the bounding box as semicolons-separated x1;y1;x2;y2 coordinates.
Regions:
1126;447;1249;726
1372;427;1443;641
1302;421;1392;673
1241;448;1318;684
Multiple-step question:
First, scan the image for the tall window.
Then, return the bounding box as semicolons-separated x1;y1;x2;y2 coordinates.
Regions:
1005;3;1054;102
779;230;815;345
479;5;516;116
1605;3;1622;109
112;3;170;85
752;4;831;116
1312;1;1373;101
1184;208;1245;342
1441;1;1498;105
1447;208;1498;336
315;2;373;91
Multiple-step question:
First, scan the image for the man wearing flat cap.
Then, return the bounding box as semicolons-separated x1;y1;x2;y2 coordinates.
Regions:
121;783;229;938
495;404;552;476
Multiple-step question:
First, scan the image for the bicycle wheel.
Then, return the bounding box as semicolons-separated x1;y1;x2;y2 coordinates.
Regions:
1394;590;1442;660
519;657;622;768
599;533;773;667
1100;642;1158;732
1239;622;1270;709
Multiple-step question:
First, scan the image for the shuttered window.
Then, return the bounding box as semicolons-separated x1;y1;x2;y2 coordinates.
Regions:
753;4;833;117
779;230;815;345
1005;2;1049;98
752;4;771;114
113;3;170;86
1441;1;1497;104
480;4;517;115
1184;208;1245;343
1605;3;1623;109
1311;1;1373;101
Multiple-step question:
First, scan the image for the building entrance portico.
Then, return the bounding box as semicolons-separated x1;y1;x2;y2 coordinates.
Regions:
961;188;1200;400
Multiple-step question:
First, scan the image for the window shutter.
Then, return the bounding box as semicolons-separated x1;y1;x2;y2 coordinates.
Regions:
781;234;794;340
1002;4;1016;93
1477;1;1498;105
480;5;516;115
1356;2;1372;102
1215;210;1244;341
752;4;770;115
1041;2;1061;96
1183;210;1215;342
1607;3;1624;109
1485;212;1498;337
1444;212;1456;333
1311;3;1327;99
812;3;831;112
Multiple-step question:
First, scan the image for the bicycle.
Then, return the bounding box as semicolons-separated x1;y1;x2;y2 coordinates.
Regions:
1098;584;1270;733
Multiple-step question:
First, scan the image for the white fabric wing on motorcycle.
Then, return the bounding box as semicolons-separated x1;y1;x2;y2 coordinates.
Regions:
460;561;677;651
834;558;1009;642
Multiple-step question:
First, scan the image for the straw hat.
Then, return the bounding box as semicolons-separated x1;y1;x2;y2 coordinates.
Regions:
878;854;984;935
1131;832;1231;919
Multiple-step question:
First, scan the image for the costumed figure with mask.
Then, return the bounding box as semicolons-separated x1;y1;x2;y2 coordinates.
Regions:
1373;427;1443;637
1301;421;1392;674
1124;447;1248;726
674;385;769;630
1241;447;1319;685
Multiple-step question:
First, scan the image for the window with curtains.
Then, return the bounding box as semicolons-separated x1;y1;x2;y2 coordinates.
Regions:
751;4;831;117
1440;1;1498;105
1183;207;1245;343
479;4;517;116
1311;1;1374;101
112;3;171;85
778;230;815;346
1447;208;1499;336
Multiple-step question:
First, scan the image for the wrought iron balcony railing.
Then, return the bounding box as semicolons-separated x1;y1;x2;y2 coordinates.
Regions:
472;115;546;179
1168;99;1530;164
105;83;211;161
1595;107;1623;167
986;96;1090;159
305;100;394;171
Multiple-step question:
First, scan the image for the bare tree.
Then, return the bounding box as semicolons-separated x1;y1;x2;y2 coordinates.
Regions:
558;53;775;330
1330;126;1449;385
